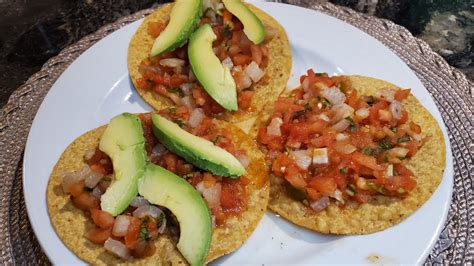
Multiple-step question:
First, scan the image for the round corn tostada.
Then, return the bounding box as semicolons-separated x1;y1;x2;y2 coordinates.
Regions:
257;74;445;234
47;112;269;265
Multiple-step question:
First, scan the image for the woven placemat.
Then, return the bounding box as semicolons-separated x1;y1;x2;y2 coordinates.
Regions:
0;2;472;265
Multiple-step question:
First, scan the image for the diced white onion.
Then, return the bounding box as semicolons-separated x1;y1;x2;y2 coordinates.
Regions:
319;113;330;122
85;170;104;189
331;103;354;122
386;164;394;177
112;215;130;237
244;61;265;83
388;147;409;158
61;165;90;193
313;148;329;165
332;119;350;132
267;117;283;136
159;58;185;68
235;153;250;168
356;177;368;190
376;88;395;102
335;133;348;141
91;186;103;199
330;189;344;203
188;108;205;128
222;57;234;70
310;196;330;212
196;182;222;209
292;150;312;170
104;238;130;259
130;196;149;208
168;93;182;105
389;100;403;120
355;108;369;119
203;0;212;11
320;87;346;105
334;141;357;154
180;83;193;96
205;8;217;22
236;71;252;90
133;205;164;219
181;96;196;111
84;149;95;161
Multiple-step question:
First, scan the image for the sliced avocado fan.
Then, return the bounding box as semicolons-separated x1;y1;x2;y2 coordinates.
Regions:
151;112;246;178
99;113;147;216
138;164;212;266
222;0;266;44
150;0;203;57
188;24;239;111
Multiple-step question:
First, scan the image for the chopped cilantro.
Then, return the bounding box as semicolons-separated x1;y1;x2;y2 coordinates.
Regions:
391;127;398;133
139;224;149;240
397;156;406;160
384;154;389;162
397;187;407;194
167;87;182;94
378;137;393;150
173;119;186;128
223;24;232;38
285;146;292;153
346;184;357;196
321;98;331;107
397;135;410;143
169;107;176;114
339;167;348;174
213;135;223;145
345;117;357;132
362;146;373;155
156;212;165;227
367;181;386;195
304;103;311;111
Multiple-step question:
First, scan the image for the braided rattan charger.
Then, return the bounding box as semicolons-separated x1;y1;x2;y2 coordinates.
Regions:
0;2;472;265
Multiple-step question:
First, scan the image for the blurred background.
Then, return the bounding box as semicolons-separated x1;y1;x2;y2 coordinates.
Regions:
0;0;472;107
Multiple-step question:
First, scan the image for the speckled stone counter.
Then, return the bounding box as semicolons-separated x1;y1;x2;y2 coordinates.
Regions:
0;0;472;107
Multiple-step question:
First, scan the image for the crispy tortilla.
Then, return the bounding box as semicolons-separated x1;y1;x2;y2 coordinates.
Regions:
47;120;269;265
127;3;292;125
267;75;446;234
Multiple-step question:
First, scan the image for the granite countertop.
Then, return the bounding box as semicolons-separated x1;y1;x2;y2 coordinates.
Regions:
0;0;472;107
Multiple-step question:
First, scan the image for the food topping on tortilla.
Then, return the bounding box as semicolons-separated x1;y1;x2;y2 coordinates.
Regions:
258;69;426;212
60;110;250;260
136;0;275;114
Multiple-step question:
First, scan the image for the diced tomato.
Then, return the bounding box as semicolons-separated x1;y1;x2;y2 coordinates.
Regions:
284;163;307;190
69;180;86;197
85;148;105;165
124;217;141;249
405;141;419;157
237;90;255;111
163;153;178;173
86;227;111;244
409;121;421;134
223;10;233;26
351;152;384;171
203;173;217;188
90;164;108;176
353;189;371;203
346;90;358;108
369;100;388;125
220;179;245;213
90;209;115;229
349;130;374;148
232;54;252;66
257;128;283;151
310;133;334;148
73;192;99;210
306;187;321;201
148;21;166;38
397;110;409;125
395;89;411;101
138;113;157;155
308;176;337;195
250;44;263;65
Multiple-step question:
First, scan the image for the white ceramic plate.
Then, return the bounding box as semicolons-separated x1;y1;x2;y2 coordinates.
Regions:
24;1;453;265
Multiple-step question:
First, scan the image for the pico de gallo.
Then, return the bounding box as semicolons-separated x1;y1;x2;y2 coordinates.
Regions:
257;69;426;212
135;2;276;115
60;108;249;259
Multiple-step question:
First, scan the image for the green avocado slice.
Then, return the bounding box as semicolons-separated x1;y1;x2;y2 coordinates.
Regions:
188;24;238;111
99;113;147;216
138;163;211;266
151;112;246;178
222;0;265;44
150;0;202;57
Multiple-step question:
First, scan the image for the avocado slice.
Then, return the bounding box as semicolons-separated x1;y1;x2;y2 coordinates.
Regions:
188;24;238;111
150;0;202;56
151;113;246;178
138;164;211;266
99;113;147;216
222;0;265;44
